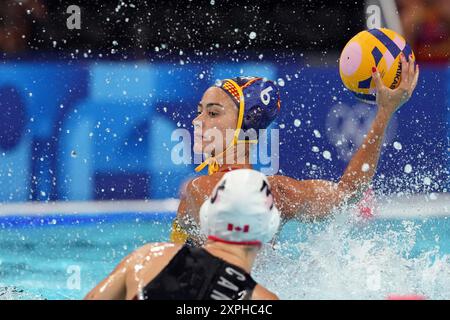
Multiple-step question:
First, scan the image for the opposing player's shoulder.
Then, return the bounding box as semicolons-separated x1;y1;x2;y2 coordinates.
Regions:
132;243;182;261
251;284;279;300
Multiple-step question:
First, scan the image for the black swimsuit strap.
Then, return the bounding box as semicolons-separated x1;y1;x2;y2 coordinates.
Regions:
137;245;257;300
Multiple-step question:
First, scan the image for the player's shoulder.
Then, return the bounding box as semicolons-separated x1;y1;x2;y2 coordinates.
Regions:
267;174;295;192
184;174;224;196
268;174;294;183
251;284;279;300
131;242;183;262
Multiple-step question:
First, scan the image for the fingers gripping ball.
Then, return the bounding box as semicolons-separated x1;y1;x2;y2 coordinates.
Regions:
339;28;415;104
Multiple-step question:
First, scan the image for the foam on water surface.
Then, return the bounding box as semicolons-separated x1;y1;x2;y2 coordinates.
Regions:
254;212;450;300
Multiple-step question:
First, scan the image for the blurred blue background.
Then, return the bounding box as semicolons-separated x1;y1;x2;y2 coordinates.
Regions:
0;61;448;202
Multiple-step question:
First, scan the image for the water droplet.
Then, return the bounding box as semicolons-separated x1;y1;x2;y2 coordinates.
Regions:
294;119;301;127
404;164;412;174
313;130;321;138
393;141;402;150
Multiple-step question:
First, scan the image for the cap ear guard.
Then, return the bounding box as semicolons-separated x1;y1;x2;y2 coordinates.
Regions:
199;199;210;237
262;206;280;243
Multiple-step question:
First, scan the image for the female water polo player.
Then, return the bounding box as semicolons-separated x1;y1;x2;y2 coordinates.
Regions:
171;53;419;246
86;170;280;300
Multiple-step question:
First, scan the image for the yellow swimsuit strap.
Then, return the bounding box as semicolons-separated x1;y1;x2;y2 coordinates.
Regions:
169;218;189;244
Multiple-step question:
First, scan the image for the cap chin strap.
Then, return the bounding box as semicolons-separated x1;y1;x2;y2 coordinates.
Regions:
207;235;262;246
195;78;257;175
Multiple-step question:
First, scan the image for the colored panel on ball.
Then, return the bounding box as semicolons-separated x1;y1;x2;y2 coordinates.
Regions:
371;46;383;66
402;44;412;61
358;76;372;89
368;29;401;59
340;42;362;76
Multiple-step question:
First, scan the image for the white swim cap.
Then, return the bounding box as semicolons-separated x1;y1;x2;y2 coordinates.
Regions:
199;169;280;245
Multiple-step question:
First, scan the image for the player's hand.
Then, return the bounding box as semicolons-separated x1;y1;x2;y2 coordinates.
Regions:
372;53;419;116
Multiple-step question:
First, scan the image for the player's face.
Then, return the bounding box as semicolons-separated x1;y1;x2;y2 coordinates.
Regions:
193;87;238;155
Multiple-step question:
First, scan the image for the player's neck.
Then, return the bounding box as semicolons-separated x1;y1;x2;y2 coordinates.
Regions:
204;241;258;273
217;144;253;172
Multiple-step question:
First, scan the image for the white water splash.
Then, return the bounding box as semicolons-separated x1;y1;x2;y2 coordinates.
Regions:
0;286;46;300
253;211;450;300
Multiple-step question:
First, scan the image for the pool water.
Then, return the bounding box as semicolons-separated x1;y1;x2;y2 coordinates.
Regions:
0;213;174;300
0;212;449;300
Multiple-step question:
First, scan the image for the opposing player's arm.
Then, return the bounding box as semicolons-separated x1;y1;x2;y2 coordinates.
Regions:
85;244;156;300
251;285;279;300
84;252;135;300
274;55;419;221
